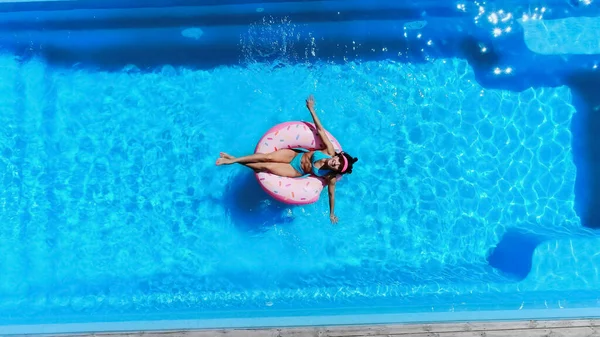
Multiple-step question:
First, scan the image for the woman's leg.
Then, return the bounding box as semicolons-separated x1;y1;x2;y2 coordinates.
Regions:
216;149;297;165
245;162;303;177
218;153;302;177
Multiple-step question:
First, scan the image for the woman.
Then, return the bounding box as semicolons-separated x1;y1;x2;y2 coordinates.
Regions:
216;95;358;224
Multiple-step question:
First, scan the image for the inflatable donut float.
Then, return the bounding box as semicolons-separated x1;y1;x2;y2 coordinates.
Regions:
254;121;343;205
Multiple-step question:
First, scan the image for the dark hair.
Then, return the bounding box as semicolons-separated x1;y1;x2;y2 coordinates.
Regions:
337;152;358;174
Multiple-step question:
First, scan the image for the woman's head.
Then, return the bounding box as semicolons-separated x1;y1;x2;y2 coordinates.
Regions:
327;151;358;174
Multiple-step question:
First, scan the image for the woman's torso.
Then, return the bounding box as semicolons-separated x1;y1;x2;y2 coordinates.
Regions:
299;150;330;177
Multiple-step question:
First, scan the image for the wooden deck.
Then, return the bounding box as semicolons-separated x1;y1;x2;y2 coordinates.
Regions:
44;319;600;337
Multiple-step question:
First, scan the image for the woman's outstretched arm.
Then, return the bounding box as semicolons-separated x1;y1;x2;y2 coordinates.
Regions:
327;176;338;224
306;95;336;156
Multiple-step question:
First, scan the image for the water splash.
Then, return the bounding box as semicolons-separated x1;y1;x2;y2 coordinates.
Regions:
240;16;316;66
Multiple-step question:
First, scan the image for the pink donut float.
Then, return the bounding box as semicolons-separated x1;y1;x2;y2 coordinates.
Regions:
254;121;343;205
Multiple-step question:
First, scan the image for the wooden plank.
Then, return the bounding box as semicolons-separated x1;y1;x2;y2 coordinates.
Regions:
417;327;600;337
320;320;598;335
54;327;600;337
35;320;600;337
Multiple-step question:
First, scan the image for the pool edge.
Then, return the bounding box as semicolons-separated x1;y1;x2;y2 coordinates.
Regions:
6;318;600;336
3;307;600;335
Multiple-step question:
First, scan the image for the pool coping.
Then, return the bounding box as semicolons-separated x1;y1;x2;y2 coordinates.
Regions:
4;307;600;336
14;318;600;337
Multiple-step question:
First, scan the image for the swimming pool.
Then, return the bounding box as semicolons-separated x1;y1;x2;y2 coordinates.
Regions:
1;0;600;334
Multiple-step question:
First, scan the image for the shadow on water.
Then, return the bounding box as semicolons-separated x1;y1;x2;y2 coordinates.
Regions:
36;45;242;72
567;72;600;230
223;171;293;233
21;38;428;73
487;229;545;281
457;36;500;72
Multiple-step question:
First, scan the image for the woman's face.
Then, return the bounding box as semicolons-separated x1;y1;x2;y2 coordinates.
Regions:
327;154;344;171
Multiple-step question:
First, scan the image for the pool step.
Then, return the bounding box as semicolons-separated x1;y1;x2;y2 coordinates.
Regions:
519;16;600;55
524;236;600;290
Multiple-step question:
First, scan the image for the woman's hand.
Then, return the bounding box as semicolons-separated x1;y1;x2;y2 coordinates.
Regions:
306;95;316;111
329;213;339;224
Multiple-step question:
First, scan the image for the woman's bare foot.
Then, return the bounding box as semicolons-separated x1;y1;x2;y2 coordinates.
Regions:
216;152;235;165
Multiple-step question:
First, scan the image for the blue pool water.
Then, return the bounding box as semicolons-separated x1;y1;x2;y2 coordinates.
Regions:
2;0;600;333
